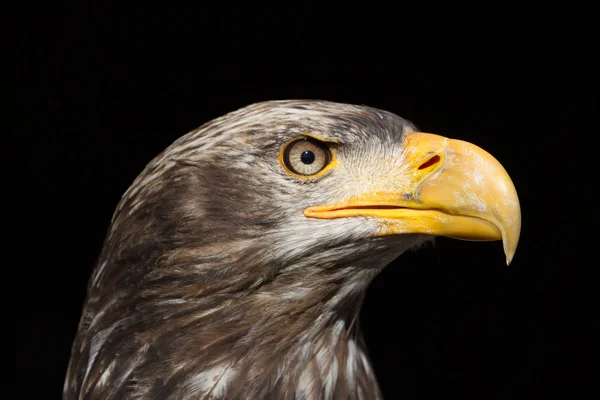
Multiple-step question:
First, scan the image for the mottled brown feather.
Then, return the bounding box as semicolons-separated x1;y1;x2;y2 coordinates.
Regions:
64;100;426;399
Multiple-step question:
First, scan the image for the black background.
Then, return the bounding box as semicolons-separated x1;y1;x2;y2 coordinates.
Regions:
18;3;598;399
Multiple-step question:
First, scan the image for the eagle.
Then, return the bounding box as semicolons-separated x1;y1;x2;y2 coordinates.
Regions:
64;100;521;399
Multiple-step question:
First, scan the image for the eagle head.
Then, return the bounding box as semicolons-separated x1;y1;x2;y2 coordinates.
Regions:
64;100;520;399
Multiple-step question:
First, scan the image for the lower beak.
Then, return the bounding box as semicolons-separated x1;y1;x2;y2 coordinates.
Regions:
304;132;521;265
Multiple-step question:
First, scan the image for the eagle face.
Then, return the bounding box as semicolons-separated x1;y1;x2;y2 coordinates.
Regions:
186;102;431;276
64;100;521;399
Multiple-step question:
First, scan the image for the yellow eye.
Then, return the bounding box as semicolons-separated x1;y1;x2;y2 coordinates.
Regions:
282;138;331;176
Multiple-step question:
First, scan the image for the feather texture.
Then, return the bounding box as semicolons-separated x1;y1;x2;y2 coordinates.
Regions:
64;100;426;399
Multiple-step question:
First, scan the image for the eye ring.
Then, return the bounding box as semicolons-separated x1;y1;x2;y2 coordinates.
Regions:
281;137;332;177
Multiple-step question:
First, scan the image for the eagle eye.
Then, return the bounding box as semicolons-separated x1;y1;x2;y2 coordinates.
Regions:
282;138;331;177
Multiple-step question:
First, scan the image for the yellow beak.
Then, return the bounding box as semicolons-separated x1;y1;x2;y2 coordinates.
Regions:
304;132;521;265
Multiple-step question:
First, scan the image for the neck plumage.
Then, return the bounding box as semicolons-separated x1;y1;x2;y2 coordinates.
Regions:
219;316;382;400
163;255;385;399
65;224;414;400
202;269;383;399
65;257;385;400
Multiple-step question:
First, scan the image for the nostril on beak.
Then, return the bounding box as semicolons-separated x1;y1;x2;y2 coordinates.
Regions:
418;155;441;170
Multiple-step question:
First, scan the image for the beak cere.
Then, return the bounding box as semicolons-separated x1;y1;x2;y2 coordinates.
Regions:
304;132;522;265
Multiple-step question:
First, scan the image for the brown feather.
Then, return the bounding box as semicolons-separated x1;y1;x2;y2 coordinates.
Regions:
64;100;424;399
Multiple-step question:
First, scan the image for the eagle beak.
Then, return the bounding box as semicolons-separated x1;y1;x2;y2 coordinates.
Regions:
304;132;521;265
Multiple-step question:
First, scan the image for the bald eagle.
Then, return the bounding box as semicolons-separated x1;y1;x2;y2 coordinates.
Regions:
64;100;520;399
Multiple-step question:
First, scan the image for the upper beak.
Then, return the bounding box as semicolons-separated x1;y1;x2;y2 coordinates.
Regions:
304;132;521;265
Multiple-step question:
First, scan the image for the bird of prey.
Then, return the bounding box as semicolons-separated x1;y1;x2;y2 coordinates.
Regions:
64;100;521;399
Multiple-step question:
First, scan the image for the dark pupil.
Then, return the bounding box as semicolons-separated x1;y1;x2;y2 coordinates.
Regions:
300;150;315;164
